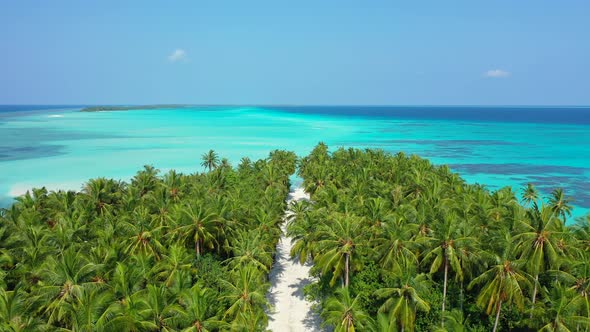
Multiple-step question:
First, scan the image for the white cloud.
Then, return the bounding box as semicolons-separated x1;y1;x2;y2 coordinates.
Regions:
484;69;511;78
168;49;187;62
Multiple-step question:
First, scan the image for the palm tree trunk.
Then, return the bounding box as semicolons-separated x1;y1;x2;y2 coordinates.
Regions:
344;253;350;287
460;280;464;312
530;273;539;318
195;240;201;257
493;300;503;332
442;258;448;327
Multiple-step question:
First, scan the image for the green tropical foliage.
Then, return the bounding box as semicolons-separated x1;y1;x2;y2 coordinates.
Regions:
290;143;590;332
200;149;220;172
0;150;296;331
2;143;590;331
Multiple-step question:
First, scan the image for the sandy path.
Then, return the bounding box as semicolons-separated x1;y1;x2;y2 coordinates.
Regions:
267;187;322;332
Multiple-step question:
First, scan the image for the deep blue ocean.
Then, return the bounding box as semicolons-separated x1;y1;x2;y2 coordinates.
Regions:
1;105;588;222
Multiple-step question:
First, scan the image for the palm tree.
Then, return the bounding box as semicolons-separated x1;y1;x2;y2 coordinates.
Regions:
261;164;281;188
374;312;396;332
68;287;114;332
0;287;47;331
322;288;374;332
82;177;123;216
421;211;476;327
141;284;183;331
153;244;192;287
572;215;590;252
237;157;252;173
231;311;269;331
11;223;52;285
251;208;282;249
551;252;590;327
35;248;104;325
226;229;274;272
101;292;158;331
177;284;225;331
200;150;220;172
121;207;165;259
513;204;565;314
175;203;219;257
220;266;269;322
287;202;317;264
468;233;532;332
315;213;369;287
433;309;473;332
303;165;330;197
548;188;574;221
373;215;419;275
268;149;297;178
161;169;184;201
46;189;76;223
111;262;146;300
131;165;160;197
364;197;394;228
538;283;590;331
521;183;539;207
375;265;431;332
13;188;50;222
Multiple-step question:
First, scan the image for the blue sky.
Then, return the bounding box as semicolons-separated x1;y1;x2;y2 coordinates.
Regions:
1;1;589;105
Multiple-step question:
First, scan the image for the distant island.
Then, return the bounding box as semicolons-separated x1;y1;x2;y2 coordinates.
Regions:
79;105;191;112
79;104;350;112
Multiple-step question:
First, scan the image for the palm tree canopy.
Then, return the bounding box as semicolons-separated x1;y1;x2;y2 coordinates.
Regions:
0;150;296;331
2;144;589;332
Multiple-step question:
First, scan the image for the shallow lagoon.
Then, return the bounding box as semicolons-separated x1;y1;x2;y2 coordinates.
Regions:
1;105;589;221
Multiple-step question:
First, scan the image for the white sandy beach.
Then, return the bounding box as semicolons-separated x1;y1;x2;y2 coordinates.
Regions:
8;181;84;197
267;187;322;332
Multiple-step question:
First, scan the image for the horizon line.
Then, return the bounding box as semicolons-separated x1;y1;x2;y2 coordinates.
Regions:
2;103;590;108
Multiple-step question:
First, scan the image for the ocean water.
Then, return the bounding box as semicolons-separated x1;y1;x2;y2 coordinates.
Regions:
0;105;588;222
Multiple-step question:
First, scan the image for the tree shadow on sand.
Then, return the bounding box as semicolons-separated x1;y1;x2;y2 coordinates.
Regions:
266;189;321;330
288;271;322;331
266;239;288;310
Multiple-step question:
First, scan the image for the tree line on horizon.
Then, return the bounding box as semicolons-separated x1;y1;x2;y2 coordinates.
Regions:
289;143;590;331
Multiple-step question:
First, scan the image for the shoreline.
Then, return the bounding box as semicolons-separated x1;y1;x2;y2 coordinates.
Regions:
7;181;84;197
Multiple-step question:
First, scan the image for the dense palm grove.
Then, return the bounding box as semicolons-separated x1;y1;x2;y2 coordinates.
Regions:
2;144;590;332
291;143;590;331
0;150;296;331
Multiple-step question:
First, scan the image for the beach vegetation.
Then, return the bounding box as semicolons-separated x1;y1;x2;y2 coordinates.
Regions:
290;143;590;332
0;150;296;331
2;144;590;331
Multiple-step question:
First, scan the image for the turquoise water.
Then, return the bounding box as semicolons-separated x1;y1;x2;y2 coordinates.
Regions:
1;106;589;221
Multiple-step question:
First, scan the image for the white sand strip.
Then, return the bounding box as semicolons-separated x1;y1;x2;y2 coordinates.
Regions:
267;187;322;331
8;181;84;197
